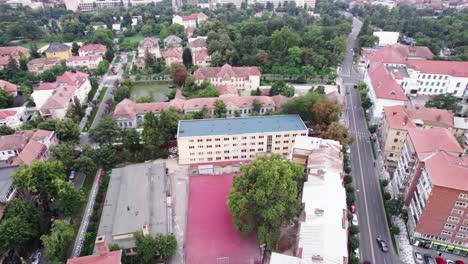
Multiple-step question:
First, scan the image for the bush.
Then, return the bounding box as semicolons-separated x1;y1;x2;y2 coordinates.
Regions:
368;124;378;134
383;192;392;201
348;236;360;251
390;225;400;235
344;175;353;185
344;165;352;174
345;183;354;193
349;225;360;236
346;191;355;206
381;179;389;187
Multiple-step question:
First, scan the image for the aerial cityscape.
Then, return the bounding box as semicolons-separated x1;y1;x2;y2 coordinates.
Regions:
0;0;466;263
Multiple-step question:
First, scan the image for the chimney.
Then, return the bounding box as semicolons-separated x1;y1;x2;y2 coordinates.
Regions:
95;235;109;255
403;116;408;126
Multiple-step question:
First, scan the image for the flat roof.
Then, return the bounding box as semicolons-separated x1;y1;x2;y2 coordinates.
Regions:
96;161;167;250
177;115;307;138
185;174;261;263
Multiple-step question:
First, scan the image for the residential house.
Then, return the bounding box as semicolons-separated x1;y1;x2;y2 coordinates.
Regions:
380;105;454;166
163;35;182;48
172;12;208;29
67;236;121;264
193;64;261;92
161;47;183;67
32;71;91;119
135;38;161;68
66;55;103;69
27;57;61;74
78;44;107;57
0;80;17;96
45;43;72;60
176;115;308;164
112;94;290;128
188;37;211;66
0;46;29;70
0;129;58;165
0;107;29;129
271;136;348;264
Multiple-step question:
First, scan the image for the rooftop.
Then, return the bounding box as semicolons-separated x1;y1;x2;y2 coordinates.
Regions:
194;64;260;80
185;174;260;263
0;80;17;94
27;57;60;66
406;60;468;78
67;55;102;62
45;43;71;53
0;166;18;204
177;115;307;138
97;161;167;249
383;105;454;129
368;63;408;101
408;127;464;159
0;46;29;57
66;250;121;264
78;44;107;53
424;151;468;191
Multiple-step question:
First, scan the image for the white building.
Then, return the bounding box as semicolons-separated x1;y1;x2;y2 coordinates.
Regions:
66;55;103;69
373;31;400;47
0;107;29;129
172;13;208;29
193;64;261;93
250;0;316;9
64;0;163;12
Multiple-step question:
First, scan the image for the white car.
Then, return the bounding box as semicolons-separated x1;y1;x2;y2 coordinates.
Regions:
352;214;358;225
414;252;424;264
354;248;360;259
32;252;41;264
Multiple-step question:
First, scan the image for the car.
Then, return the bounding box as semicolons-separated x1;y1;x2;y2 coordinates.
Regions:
354;85;358;89
352;214;358;225
351;203;357;213
376;237;388;252
69;170;76;181
447;260;456;264
31;252;41;264
363;262;371;264
414;252;424;264
424;255;436;264
456;261;465;264
435;257;446;264
346;147;351;154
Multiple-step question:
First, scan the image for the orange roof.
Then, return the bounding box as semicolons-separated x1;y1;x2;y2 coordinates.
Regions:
0;80;17;94
406;60;468;77
194;64;260;80
0;46;29;58
408;127;463;159
67;55;101;62
383;105;453;129
78;44;107;53
66;250;121;264
0;110;17;119
368;63;408;101
162;47;183;59
424;151;468;191
365;43;434;65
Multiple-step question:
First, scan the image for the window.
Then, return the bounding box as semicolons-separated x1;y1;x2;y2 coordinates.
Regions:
242;137;247;140
207;157;213;161
275;141;280;144
301;133;306;136
283;147;288;150
456;82;461;88
250;142;255;146
396;131;400;135
215;138;220;141
456;233;467;240
189;146;195;149
391;146;396;150
198;145;203;149
207;145;212;148
241;155;247;159
215;144;221;148
189;139;194;143
241;149;247;153
198;152;203;155
216;157;222;160
284;140;289;144
216;151;221;154
276;135;281;138
422;75;426;79
459;194;468;200
189;152;195;156
394;139;398;143
250;149;255;152
197;139;203;142
233;144;237;147
207;151;212;155
444;223;456;230
437;82;440;86
460;226;468;233
206;139;212;142
448;216;460;223
224;138;229;141
445;76;448;80
251;136;256;139
233;137;237;140
431;82;434;86
433;75;436;79
259;136;264;139
241;143;247;146
257;148;264;151
452;209;464;216
284;134;290;137
275;147;280;150
455;201;467;208
233;156;238;159
441;231;453;236
258;142;264;145
224;150;229;154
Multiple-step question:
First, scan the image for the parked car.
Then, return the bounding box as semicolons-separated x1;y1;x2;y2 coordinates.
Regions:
455;261;465;264
352;214;359;225
69;170;76;181
424;255;436;264
447;260;456;264
436;257;447;264
354;85;358;89
351;203;357;213
363;262;371;264
414;252;424;264
31;252;41;264
376;237;388;252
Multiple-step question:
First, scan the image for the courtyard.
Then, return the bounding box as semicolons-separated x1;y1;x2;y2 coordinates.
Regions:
130;82;172;102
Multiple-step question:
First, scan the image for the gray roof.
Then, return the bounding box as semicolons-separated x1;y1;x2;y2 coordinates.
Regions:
96;161;168;250
45;43;70;53
177;115;307;138
0;166;18;203
163;35;182;46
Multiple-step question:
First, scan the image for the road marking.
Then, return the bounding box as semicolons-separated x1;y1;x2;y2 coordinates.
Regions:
348;85;377;264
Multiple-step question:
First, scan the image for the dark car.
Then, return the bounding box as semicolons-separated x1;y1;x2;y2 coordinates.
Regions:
354;85;358;89
376;237;388;252
424;255;436;264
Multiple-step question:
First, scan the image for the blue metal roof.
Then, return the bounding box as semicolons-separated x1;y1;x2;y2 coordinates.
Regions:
177;115;307;138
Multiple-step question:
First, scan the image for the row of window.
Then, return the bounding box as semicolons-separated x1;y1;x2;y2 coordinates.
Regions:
118;121;133;127
189;147;289;156
444;223;468;233
441;230;468;241
188;140;292;149
419;74;448;80
447;216;468;225
189;133;305;143
188;152;289;162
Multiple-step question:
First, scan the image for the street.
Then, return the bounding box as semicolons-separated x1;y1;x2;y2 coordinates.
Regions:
340;16;400;264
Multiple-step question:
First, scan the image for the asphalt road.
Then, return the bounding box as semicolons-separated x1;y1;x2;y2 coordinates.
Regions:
341;16;400;264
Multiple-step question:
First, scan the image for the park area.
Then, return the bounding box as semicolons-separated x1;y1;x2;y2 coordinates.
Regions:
130;82;172;102
119;34;144;50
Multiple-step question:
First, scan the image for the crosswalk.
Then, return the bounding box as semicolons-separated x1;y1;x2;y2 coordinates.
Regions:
349;130;371;138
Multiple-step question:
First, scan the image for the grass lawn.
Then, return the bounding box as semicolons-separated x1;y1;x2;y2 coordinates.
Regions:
127;54;134;63
19;41;48;50
131;82;172;102
120;34;144;50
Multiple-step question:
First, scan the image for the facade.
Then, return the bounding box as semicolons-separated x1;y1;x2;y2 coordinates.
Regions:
172;12;208;29
193;64;261;92
391;127;463;200
27;57;61;75
67;236;121;264
176;115;308;165
64;0;163;12
0;129;58;165
96;161;168;252
0;46;29;69
163;35;183;48
380;105;454;165
45;43;71;60
135;38;161;68
32;71;91;120
0;80;17;96
78;44;107;57
66;55;103;69
113;94;290;128
453;117;468;136
250;0;316;9
161;47;183;67
188;37;211;66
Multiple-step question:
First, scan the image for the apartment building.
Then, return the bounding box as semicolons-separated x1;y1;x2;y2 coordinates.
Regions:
27;57;61;75
78;44;107;57
113;94;289;128
32;71;91;120
66;55;103;69
406;151;468;256
176;115;308;165
161;47;183;67
380;105;454;165
64;0;163;12
45;43;71;60
172;13;208;29
391;127;463;200
0;129;58;165
271;136;348;263
0;80;17;96
0;46;29;70
135;38;161;68
194;64;261;93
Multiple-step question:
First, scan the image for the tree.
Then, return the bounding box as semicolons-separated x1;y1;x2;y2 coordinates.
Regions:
171;63;188;87
114;86;131;103
66;96;86;123
73;156;97;177
385;198;404;216
135;232;157;264
281;91;324;121
250;87;261;96
71;42;80;56
154;234;177;259
19;56;28;71
349;225;360;236
348;236;360;251
41;220;75;263
0;125;15;135
37;120;57;131
425;94;462;113
121;128;141;152
252;99;262;113
56;183;85;216
214;100;227;118
6;57;18;76
182;47;193;68
95;144;116;168
269;81;295;97
89;117;120;145
39;70;56;82
227;154;304;249
310;98;341;131
0;89;14;109
29;43;40;59
56;118;80;143
50;144;77;171
159;108;182;143
142;112;161;158
96;60;110;75
322;122;353;147
104;47;115;63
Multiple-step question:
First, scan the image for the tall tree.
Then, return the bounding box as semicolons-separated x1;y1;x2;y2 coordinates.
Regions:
171;63;188;87
0;89;14;109
65;96;86;123
321;122;353;146
73;156;97;177
50;144;77;171
41;220;75;263
71;42;80;56
142;112;161;158
56;183;85;216
56;118;80;143
159;108;182;142
227;154;304;249
29;43;40;59
281;91;324;121
214;100;227;118
310;98;341;131
182;47;193;68
425;94;462;113
0;125;15;135
269;81;295;97
121;128;141;152
89;117;121;145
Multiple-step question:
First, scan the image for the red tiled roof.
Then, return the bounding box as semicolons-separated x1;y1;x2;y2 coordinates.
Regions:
67;55;101;62
0;57;9;66
365;43;434;65
56;71;89;86
424;151;468;190
41;71;89;110
406;60;468;77
194;64;260;80
35;82;58;91
0;110;17;119
195;48;209;61
0;80;17;94
162;47;183;59
0;129;55;165
78;44;107;53
0;46;29;57
368;63;408;101
28;57;60;66
179;12;207;21
66;250;122;264
188;38;207;49
384;105;454;129
217;84;238;96
408;127;463;159
16;140;46;165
